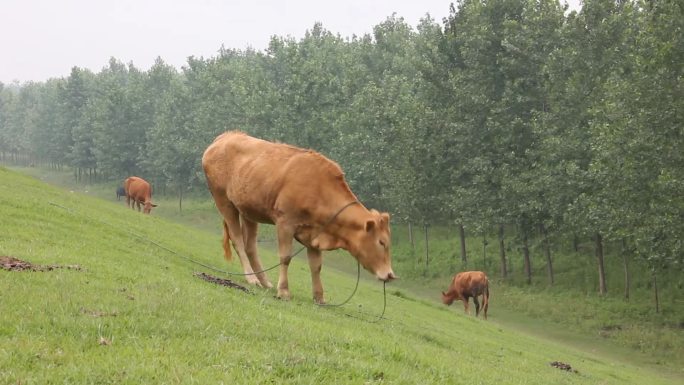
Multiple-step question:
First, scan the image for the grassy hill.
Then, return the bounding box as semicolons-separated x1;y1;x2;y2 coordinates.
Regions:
22;166;682;369
1;167;682;384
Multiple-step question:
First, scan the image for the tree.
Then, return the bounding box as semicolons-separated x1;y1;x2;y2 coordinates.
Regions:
589;0;683;305
542;0;636;294
63;67;96;180
443;0;566;278
88;58;141;180
146;70;200;211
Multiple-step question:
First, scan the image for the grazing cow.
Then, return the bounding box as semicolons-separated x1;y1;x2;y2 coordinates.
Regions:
124;176;157;214
441;271;490;319
202;131;396;303
116;186;126;201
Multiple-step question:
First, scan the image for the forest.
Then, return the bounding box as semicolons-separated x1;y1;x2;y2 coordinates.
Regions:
0;0;682;300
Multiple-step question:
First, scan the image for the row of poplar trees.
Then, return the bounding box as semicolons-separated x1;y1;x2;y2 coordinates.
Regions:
1;0;682;295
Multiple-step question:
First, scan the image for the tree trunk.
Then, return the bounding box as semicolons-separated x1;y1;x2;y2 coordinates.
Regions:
498;223;507;278
653;273;660;313
482;231;487;270
540;224;554;285
522;229;532;285
459;223;467;267
424;224;430;273
408;222;414;249
178;184;183;213
622;238;630;300
573;233;579;253
595;232;607;295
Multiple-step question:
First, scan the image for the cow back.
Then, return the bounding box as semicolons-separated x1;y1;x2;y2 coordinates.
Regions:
202;131;356;224
124;176;152;202
452;271;488;297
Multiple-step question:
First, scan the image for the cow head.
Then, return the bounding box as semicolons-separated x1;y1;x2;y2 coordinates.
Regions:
441;291;454;305
311;208;396;282
344;210;396;282
441;290;461;305
143;201;158;214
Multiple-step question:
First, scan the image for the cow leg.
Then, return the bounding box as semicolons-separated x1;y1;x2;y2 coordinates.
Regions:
241;217;273;288
307;247;325;304
213;195;262;286
473;295;481;317
463;296;470;315
275;225;295;300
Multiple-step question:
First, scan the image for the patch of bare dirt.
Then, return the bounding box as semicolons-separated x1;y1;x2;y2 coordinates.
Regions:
550;361;578;373
0;256;82;272
194;272;250;293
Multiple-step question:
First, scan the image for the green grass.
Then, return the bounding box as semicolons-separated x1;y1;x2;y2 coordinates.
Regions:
2;166;683;384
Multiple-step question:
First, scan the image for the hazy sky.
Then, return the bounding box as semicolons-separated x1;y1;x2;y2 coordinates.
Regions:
0;0;582;83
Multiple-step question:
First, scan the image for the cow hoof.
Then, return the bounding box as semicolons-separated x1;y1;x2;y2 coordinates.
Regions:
246;276;262;286
314;297;326;305
277;289;291;301
259;279;274;289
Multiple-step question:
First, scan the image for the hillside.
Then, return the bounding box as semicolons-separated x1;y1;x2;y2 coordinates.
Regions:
0;167;681;384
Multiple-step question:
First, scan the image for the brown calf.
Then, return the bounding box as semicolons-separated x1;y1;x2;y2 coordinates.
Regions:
441;271;490;319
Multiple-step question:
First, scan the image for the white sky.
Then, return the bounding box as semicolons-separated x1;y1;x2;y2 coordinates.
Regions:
0;0;582;83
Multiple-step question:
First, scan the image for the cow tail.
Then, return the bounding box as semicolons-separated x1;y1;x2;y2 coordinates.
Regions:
222;220;232;262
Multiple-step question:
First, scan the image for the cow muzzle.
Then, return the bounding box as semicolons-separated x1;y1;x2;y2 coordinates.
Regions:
376;270;397;282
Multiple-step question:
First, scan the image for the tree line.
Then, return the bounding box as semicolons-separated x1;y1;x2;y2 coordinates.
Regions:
1;0;681;296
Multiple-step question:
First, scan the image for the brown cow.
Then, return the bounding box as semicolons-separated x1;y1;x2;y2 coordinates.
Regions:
441;271;490;319
202;131;396;303
124;176;157;214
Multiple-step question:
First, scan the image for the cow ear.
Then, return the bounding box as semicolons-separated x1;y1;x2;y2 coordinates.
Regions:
151;203;158;207
365;219;376;232
380;212;390;224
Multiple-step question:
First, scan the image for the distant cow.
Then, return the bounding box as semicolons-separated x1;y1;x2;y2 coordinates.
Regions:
116;186;126;201
442;271;490;319
124;176;157;214
202;131;395;303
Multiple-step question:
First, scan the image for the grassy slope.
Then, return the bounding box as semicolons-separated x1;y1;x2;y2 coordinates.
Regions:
385;224;684;369
1;167;682;384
